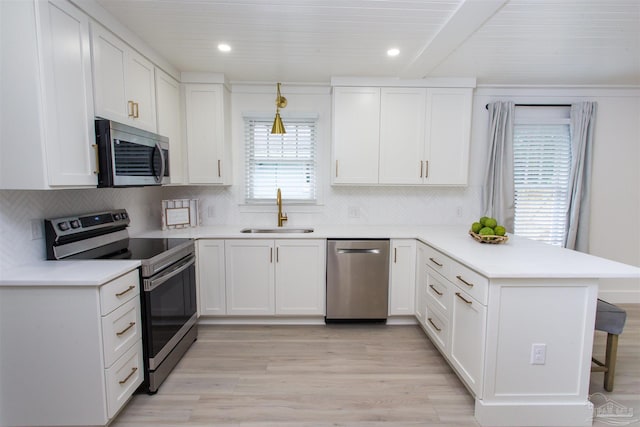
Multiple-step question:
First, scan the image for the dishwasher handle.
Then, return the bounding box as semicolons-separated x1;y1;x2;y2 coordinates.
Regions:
336;248;381;254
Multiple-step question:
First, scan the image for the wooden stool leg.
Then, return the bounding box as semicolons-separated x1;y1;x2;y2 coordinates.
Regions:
603;333;619;392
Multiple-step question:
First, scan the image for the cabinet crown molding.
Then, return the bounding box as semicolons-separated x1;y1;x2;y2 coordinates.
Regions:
330;77;476;88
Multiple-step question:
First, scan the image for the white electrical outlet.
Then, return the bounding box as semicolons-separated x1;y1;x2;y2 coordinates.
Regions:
531;343;546;365
348;206;360;218
30;219;43;240
207;206;215;218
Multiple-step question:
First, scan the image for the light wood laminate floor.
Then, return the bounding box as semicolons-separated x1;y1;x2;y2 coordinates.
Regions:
112;304;639;427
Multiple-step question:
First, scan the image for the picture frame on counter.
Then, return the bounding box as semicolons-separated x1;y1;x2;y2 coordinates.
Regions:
162;199;199;230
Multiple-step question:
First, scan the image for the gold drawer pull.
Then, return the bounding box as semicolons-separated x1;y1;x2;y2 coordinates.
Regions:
115;285;136;297
455;292;473;305
456;275;474;288
118;367;138;385
116;321;135;336
133;102;139;118
427;317;442;332
127;100;135;118
429;284;443;296
429;257;443;267
92;144;100;175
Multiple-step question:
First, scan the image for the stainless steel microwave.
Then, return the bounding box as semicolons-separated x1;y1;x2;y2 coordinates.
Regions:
95;119;170;187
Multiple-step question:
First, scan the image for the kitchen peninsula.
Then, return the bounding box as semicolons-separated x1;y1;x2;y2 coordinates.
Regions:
2;225;639;427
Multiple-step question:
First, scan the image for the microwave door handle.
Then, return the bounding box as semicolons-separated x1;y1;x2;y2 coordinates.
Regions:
153;143;166;183
144;255;195;292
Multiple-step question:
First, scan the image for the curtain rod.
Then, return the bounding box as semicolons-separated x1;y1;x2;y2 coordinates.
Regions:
485;103;571;110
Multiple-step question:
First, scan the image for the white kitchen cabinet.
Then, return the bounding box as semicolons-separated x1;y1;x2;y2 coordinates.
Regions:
184;84;232;184
197;239;226;315
0;0;97;189
388;239;417;315
224;239;326;316
379;88;427;184
275;239;326;315
0;269;143;426
332;87;380;184
450;286;487;396
331;85;472;186
155;68;186;184
423;88;473;185
91;23;157;132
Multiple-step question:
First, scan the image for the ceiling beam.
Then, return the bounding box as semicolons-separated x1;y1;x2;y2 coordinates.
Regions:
400;0;508;79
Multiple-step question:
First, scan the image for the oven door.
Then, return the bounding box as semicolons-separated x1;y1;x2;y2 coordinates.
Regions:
141;254;196;370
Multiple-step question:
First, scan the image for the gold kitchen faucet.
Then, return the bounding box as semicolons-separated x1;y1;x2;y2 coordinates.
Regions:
277;188;288;227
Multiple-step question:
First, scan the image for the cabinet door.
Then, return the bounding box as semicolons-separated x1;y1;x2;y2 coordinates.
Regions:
275;239;326;315
197;240;226;315
379;88;426;184
156;69;185;184
91;24;129;123
38;0;96;186
332;87;380;184
225;240;275;315
450;289;486;396
424;88;472;185
388;239;417;315
414;243;428;325
125;51;157;132
185;84;227;184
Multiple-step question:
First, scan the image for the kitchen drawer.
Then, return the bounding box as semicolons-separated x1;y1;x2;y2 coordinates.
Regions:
101;297;142;368
100;270;140;315
105;341;143;418
449;260;488;305
423;302;449;353
423;245;450;279
425;270;452;315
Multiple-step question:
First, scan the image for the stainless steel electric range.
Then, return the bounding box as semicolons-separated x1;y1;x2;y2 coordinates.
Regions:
45;209;197;394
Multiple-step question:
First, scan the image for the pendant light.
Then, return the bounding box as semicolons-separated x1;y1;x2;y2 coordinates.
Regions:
271;82;287;134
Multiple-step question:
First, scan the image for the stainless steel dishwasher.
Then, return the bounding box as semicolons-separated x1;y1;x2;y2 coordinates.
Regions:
326;239;390;322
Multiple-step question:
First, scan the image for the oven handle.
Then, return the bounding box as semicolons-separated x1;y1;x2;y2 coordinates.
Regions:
144;255;195;292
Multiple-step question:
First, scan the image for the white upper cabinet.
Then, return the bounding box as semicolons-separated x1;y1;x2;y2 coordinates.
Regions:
332;87;380;184
91;23;157;132
331;83;473;186
0;0;97;189
424;88;473;185
184;83;232;185
155;68;185;184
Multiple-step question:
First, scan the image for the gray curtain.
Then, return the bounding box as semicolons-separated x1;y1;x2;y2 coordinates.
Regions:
483;101;515;232
565;102;597;251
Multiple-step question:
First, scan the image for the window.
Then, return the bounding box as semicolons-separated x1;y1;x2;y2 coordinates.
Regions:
244;116;317;204
513;117;571;246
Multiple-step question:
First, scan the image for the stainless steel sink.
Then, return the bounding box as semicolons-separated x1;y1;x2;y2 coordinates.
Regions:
240;227;314;234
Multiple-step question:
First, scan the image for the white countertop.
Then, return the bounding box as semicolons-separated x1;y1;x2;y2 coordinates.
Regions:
139;224;640;280
2;225;638;286
0;260;140;287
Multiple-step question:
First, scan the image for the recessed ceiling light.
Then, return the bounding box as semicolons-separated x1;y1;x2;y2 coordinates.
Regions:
387;48;400;57
218;43;231;52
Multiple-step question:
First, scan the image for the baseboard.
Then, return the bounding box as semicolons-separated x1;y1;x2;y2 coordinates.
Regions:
475;399;594;426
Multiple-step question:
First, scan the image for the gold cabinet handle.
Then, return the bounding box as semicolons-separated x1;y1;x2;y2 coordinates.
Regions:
276;247;279;263
455;292;473;305
427;317;442;332
420;160;423;178
270;247;273;263
424;160;429;178
218;159;221;177
394;248;397;263
118;367;138;385
456;275;474;288
116;321;135;336
429;257;443;267
429;284;443;296
133;102;139;118
127;100;135;118
335;160;339;178
115;285;135;297
92;144;100;175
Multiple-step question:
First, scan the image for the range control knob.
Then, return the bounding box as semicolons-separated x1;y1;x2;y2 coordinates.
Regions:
70;220;81;229
57;222;70;231
113;213;121;220
121;212;128;219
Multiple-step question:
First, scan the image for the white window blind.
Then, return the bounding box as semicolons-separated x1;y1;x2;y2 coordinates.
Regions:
245;117;317;203
513;123;571;246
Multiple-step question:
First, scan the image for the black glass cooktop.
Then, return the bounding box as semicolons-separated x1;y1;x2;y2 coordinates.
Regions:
69;238;192;261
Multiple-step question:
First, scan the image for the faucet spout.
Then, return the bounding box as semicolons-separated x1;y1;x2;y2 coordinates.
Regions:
276;188;288;227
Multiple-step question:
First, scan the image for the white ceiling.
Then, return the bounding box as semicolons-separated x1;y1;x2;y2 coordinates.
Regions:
93;0;640;85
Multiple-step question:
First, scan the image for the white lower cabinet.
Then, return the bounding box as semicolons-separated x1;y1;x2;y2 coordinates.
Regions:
223;239;326;316
388;239;417;315
0;269;143;426
415;241;487;397
197;239;227;315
